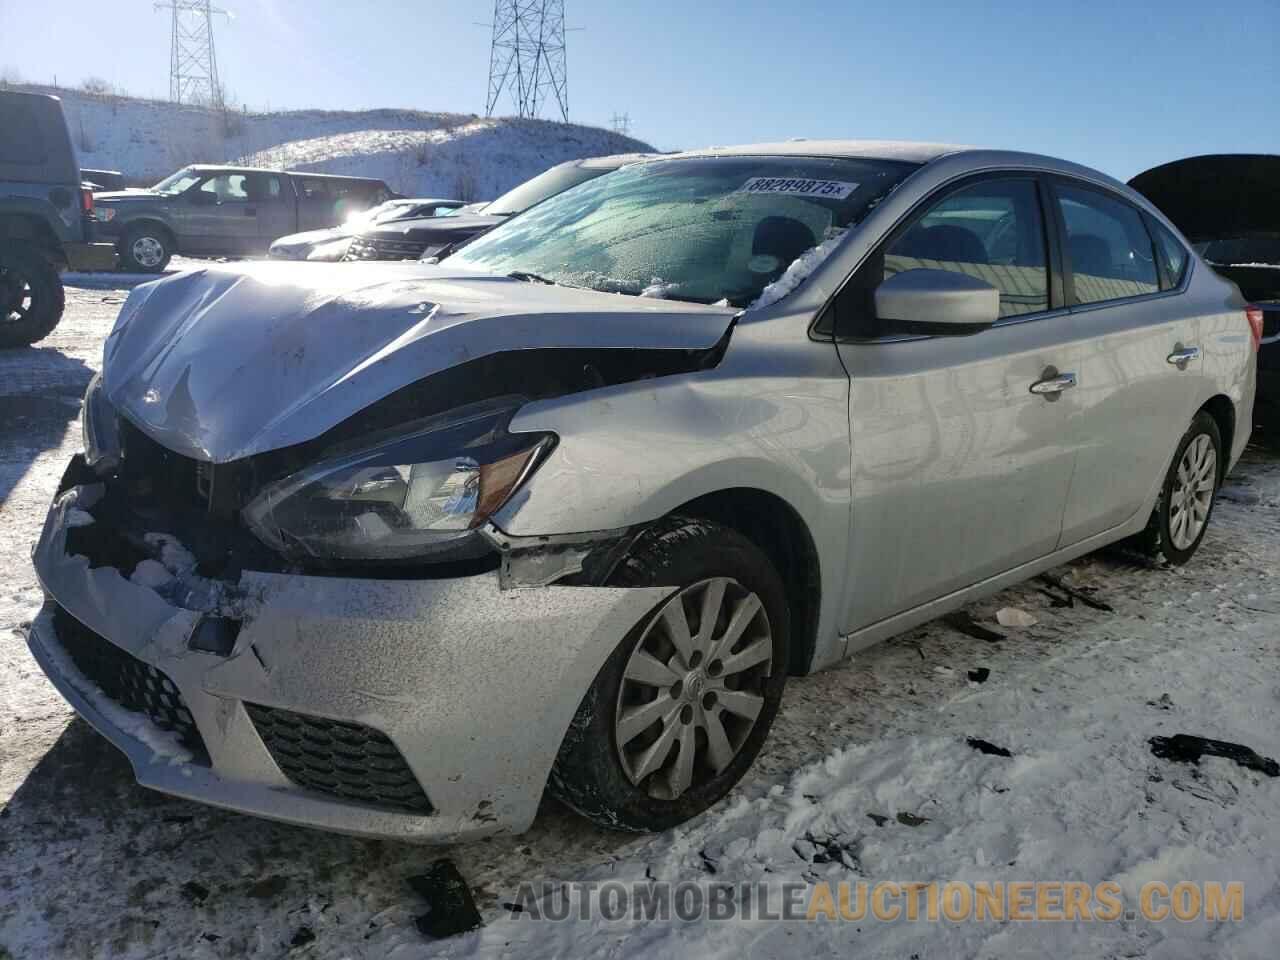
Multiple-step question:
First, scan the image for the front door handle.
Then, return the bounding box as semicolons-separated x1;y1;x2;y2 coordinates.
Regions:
1166;346;1200;369
244;206;258;216
1029;371;1077;399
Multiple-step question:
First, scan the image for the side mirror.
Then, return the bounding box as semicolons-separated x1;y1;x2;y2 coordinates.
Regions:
874;268;999;336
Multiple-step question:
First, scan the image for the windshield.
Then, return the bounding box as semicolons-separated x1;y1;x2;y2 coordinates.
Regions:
485;163;613;216
152;166;203;195
450;156;919;306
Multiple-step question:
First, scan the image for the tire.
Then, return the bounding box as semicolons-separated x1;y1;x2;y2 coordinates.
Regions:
549;516;790;832
0;244;65;348
119;224;172;273
1130;410;1222;565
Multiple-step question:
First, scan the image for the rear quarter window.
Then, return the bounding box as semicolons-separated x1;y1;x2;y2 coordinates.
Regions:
1150;219;1190;289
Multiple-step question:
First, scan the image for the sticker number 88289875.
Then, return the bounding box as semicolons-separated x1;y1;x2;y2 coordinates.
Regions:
736;177;859;199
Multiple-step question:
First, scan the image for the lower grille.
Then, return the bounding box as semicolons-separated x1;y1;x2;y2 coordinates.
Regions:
52;605;209;763
245;704;433;814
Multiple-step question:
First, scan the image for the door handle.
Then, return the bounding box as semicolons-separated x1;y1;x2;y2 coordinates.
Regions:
244;206;257;216
1166;346;1200;369
1029;371;1077;399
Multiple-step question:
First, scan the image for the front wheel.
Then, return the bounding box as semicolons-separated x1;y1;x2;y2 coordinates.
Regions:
549;517;789;832
1132;410;1223;565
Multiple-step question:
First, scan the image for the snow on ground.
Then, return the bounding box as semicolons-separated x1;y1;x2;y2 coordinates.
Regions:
0;275;1278;958
7;83;654;200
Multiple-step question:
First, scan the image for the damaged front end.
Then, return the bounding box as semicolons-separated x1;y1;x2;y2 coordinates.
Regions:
29;263;732;840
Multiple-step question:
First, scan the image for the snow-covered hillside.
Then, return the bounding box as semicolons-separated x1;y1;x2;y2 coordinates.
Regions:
8;82;655;201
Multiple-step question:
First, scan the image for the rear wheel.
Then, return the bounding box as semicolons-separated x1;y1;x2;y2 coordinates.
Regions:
0;245;64;348
120;224;172;273
549;517;789;832
1132;411;1222;565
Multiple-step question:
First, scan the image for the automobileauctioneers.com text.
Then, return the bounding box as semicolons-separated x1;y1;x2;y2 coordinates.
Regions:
506;880;1244;924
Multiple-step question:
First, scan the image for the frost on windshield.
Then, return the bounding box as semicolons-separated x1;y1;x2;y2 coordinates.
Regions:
747;228;849;312
639;279;682;299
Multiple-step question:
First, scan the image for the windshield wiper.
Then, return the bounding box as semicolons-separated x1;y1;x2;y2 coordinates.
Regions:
507;270;557;285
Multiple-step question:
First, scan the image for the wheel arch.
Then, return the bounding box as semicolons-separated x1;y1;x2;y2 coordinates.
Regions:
0;213;62;259
1199;394;1235;482
667;487;822;676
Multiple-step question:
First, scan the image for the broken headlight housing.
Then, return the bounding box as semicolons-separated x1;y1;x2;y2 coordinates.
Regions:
241;399;554;562
81;372;122;472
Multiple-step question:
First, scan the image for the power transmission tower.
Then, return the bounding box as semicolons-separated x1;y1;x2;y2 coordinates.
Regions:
611;112;631;137
155;0;229;106
485;0;569;122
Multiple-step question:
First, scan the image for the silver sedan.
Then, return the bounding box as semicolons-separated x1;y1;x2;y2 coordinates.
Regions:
30;141;1256;841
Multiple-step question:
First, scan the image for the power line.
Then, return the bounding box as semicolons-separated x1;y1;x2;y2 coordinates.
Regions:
485;0;569;122
155;0;230;106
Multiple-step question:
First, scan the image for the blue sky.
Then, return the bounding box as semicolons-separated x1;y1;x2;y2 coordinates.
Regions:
2;0;1277;180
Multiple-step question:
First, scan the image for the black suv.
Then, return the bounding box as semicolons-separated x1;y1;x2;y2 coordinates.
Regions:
1;90;115;347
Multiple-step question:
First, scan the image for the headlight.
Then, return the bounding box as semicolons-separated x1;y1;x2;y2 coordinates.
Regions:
241;399;554;562
81;372;121;472
95;207;116;222
305;237;354;261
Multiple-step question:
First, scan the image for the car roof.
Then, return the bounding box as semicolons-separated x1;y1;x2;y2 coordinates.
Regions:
184;164;384;184
655;139;975;164
572;152;665;171
632;140;1139;200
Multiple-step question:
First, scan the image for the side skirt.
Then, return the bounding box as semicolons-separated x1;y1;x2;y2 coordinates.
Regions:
838;510;1151;658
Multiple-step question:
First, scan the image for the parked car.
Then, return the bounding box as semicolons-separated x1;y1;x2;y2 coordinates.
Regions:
0;91;116;347
30;141;1255;842
340;153;656;262
1130;155;1280;433
267;197;466;261
92;165;395;271
81;167;126;192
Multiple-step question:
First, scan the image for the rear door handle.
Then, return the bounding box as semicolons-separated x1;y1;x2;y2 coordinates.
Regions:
1166;346;1200;369
244;206;258;216
1029;371;1077;399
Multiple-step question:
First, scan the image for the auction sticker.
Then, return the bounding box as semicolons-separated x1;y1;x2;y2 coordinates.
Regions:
737;177;859;199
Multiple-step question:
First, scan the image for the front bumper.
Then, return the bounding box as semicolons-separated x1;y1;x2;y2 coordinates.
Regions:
63;241;118;272
30;471;666;842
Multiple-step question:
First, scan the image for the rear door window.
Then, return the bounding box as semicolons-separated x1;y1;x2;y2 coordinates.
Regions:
884;178;1050;318
1056;184;1159;304
298;179;331;201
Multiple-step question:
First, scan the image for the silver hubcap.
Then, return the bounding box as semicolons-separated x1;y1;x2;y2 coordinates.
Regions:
1169;433;1216;550
614;577;773;801
131;236;164;268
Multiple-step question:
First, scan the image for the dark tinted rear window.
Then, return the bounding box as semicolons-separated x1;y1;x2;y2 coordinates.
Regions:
0;101;46;165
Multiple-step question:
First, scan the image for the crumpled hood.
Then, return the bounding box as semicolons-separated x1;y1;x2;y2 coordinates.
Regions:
102;262;734;463
357;213;506;243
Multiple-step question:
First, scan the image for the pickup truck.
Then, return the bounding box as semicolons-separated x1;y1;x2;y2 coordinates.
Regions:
1;90;116;347
92;165;395;271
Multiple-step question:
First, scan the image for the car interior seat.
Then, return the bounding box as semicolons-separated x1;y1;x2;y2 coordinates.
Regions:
1068;233;1113;278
